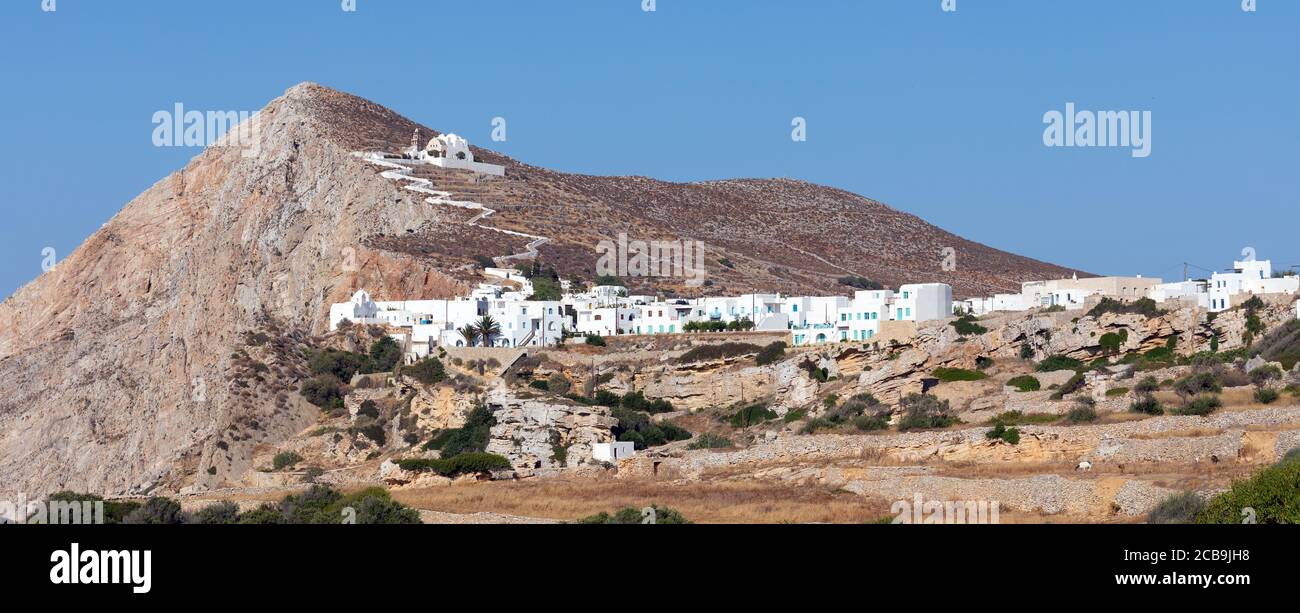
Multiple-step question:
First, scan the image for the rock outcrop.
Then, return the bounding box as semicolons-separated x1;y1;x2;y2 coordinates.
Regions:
483;388;616;472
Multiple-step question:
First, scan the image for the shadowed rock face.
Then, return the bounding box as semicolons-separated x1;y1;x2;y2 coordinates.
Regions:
0;83;471;498
0;82;1082;498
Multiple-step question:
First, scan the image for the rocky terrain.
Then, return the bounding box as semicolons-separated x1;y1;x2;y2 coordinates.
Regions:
163;295;1300;524
0;82;1087;501
4;82;1296;526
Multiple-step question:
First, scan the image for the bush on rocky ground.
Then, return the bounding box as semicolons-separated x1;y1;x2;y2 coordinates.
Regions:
985;424;1020;445
613;407;691;450
677;342;761;364
423;404;495;457
576;505;691;524
687;433;734;450
1006;375;1040;392
896;394;957;431
933;367;987;382
1036;355;1083;372
1254;388;1280;404
398;453;512;477
727;404;778;428
273;451;304;470
190;501;240;525
1175;394;1222;416
123;497;187;525
1198;460;1300;524
755;341;787;366
1147;491;1205;524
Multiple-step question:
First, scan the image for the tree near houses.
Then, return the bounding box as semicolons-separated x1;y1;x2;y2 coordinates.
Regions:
458;324;479;348
473;315;502;347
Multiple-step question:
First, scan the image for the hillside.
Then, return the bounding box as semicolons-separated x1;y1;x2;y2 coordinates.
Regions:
0;82;1083;498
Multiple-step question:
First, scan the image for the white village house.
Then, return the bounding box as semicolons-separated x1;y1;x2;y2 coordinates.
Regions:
959;253;1298;316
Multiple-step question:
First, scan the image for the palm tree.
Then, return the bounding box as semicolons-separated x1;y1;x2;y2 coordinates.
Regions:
473;315;501;347
458;324;479;348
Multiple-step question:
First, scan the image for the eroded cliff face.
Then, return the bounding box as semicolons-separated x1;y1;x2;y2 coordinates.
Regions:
0;83;469;498
855;298;1298;404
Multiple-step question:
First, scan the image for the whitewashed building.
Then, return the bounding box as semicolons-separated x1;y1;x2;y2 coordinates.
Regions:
1206;259;1299;312
416;133;505;176
487;299;566;347
793;285;953;347
592;442;636;463
329;290;383;329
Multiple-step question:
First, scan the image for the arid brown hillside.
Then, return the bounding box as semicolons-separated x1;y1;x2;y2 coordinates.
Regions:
0;82;1081;498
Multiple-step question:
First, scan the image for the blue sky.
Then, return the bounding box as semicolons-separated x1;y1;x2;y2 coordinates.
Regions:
1;0;1297;298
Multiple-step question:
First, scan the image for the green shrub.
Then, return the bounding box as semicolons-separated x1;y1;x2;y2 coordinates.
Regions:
1130;396;1164;415
1036;355;1083;372
932;367;988;382
267;485;420;524
350;420;387;446
273;451;304;471
1086;297;1163;319
986;411;1059;427
950;315;988;336
1280;447;1300;465
1198;460;1300;524
1065;404;1098;423
423;405;495;456
687;433;734;450
528;379;550;391
896;394;956;431
309;349;366;381
1254;388;1280;404
1049;373;1086;400
1019;345;1035;360
123;497;187;525
300;375;345;409
577;505;691;524
405;357;447;385
837;276;884;291
398;452;512;477
1134;376;1160;394
1098;332;1125;354
612;408;691;449
985;424;1020;445
853;413;890;431
1176;394;1223;416
1006;375;1041;392
1147;491;1206;524
585;334;607;347
799;417;834;435
236;504;288;524
367;336;403;373
620;390;675;414
189;501;240;525
799;359;830;382
755;341;787;366
728;404;778;428
593;389;622;406
1173;372;1222;399
348;490;423;524
782;408;806;423
677;342;763;364
1249;365;1284;386
1105;387;1130;397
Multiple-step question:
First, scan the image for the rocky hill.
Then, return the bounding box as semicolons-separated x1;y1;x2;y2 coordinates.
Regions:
0;82;1083;498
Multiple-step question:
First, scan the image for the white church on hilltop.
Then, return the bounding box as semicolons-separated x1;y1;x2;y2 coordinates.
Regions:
408;132;505;177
